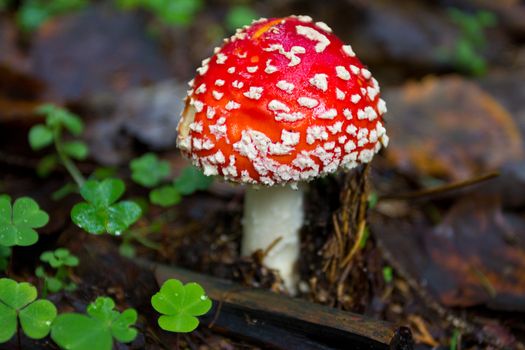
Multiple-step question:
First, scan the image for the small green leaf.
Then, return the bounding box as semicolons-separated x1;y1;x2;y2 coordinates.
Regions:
0;196;48;247
79;178;125;207
38;104;84;135
46;277;63;293
151;279;212;333
111;309;138;343
0;302;16;342
29;125;54;150
118;243;135;258
40;248;79;268
173;166;213;196
37;154;58;177
382;266;394;284
150;186;181;207
0;278;55;341
52;182;78;201
130;153;170;188
63;141;89;160
51;296;137;350
72;179;142;235
51;313;111;350
0;278;37;309
19;299;57;339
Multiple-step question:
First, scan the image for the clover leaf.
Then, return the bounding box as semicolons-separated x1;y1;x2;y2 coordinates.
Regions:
0;195;49;246
173;166;213;196
71;179;142;235
41;248;79;268
51;296;138;350
29;124;54;150
151;279;212;333
36;248;79;295
37;104;84;136
130;153;170;188
0;278;57;343
149;186;181;207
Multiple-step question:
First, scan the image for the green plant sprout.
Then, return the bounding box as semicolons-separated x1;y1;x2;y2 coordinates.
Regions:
447;8;497;76
116;0;203;27
129;154;212;207
35;248;79;296
0;194;49;246
450;329;461;350
225;5;258;32
71;178;142;235
119;220;162;258
29;104;88;186
0;245;11;273
382;266;394;284
0;278;57;344
51;296;137;350
130;153;170;188
151;279;212;333
16;0;87;32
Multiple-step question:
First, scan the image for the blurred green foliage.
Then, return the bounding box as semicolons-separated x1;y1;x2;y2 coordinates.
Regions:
447;8;497;76
0;0;10;11
116;0;203;27
225;5;257;32
17;0;87;32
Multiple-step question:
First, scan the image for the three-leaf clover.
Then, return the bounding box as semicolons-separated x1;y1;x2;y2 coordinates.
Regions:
71;179;142;235
40;248;79;268
51;297;138;350
149;186;181;207
130;153;170;188
0;278;57;343
0;195;49;246
29;104;85;151
173;166;213;196
151;279;212;333
36;248;79;294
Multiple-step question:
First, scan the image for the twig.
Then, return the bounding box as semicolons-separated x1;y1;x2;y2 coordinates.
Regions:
380;171;499;201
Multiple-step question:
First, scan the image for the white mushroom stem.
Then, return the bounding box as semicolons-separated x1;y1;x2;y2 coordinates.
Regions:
242;184;303;294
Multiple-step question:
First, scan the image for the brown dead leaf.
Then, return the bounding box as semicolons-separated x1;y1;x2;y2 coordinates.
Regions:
383;76;524;180
372;195;525;311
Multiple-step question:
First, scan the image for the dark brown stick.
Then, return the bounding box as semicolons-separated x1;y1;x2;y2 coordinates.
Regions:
142;260;413;350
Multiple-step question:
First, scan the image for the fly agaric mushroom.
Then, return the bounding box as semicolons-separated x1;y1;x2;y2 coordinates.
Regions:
177;15;388;293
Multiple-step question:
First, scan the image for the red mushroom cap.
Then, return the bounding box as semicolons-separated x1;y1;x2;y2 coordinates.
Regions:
177;15;388;186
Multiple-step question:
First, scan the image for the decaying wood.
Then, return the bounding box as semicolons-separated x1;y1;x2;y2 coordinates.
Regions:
147;260;413;350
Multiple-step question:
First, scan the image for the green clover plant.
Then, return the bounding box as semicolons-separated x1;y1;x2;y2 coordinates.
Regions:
445;8;497;76
51;296;137;350
0;195;49;246
0;278;57;343
35;248;79;296
71;178;142;235
29;104;87;186
151;279;212;333
149;165;213;207
173;165;214;195
130;153;170;188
